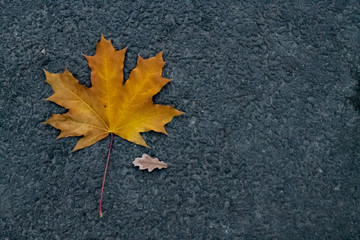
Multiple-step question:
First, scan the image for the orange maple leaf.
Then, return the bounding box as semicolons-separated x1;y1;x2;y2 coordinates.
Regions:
44;35;183;151
44;35;183;217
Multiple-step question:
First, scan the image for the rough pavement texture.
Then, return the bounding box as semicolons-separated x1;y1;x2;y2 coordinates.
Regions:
1;1;360;239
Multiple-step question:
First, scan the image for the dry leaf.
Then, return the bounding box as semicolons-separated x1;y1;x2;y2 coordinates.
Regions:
44;35;183;217
133;154;168;172
44;35;183;151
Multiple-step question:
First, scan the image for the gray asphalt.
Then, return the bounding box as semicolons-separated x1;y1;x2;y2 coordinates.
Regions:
1;1;360;239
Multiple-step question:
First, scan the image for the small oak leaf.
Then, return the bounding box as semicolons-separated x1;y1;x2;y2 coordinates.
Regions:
133;154;168;172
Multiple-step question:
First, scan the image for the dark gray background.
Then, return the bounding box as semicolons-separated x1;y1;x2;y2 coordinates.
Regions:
1;0;359;239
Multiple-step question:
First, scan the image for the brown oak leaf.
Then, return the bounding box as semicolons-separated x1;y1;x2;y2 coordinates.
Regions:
133;154;168;172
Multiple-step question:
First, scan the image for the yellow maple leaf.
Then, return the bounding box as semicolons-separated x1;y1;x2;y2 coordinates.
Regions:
44;36;183;217
44;35;183;151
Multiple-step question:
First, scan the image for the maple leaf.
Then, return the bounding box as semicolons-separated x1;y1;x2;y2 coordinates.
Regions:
44;35;183;151
44;35;183;217
133;154;168;172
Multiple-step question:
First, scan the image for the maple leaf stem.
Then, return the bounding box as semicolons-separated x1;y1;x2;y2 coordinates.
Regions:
99;132;114;218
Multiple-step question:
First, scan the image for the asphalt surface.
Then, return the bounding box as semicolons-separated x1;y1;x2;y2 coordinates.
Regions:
1;1;360;239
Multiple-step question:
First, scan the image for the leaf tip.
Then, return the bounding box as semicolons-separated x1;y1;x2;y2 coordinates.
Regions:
137;54;144;63
56;134;65;140
155;51;165;65
72;145;81;152
176;110;185;116
99;34;112;45
43;69;51;80
100;211;103;218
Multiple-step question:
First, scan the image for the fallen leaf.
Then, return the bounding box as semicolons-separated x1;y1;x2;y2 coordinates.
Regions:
44;35;183;150
133;154;168;172
44;35;183;217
